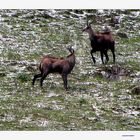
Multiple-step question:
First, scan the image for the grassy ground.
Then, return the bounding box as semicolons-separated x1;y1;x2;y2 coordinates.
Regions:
0;9;140;130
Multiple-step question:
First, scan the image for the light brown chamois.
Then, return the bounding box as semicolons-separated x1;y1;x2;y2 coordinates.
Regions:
32;47;75;90
83;19;115;64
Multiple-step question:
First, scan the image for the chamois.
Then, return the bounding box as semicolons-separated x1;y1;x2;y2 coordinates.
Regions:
83;20;115;64
32;47;75;90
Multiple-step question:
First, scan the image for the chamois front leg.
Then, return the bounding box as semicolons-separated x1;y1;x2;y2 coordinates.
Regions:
104;50;109;64
110;42;115;63
62;74;68;90
111;48;116;63
90;49;96;64
40;70;49;87
100;51;104;64
113;52;115;63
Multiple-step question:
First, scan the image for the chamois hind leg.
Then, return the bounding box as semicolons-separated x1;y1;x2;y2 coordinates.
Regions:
104;50;109;64
62;74;68;90
90;49;96;64
32;73;42;86
40;70;49;87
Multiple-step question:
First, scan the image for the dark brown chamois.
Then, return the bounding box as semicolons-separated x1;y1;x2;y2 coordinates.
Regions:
32;47;75;90
83;20;115;64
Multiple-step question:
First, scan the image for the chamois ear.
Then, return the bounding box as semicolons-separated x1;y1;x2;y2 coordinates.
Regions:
86;16;93;27
86;16;89;26
89;20;94;26
66;45;71;51
66;45;71;49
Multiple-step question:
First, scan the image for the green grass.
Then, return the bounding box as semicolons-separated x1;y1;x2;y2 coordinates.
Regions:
0;9;140;130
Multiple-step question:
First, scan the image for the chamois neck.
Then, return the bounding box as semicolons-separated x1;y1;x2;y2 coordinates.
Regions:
88;28;95;39
66;53;75;65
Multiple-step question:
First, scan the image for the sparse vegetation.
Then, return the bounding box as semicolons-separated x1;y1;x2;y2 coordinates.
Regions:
0;9;140;130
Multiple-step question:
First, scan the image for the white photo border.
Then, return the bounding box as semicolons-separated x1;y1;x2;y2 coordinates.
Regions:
0;0;140;140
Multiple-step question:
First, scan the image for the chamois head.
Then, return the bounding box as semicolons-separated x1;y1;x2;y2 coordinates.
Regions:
67;46;74;54
82;17;93;33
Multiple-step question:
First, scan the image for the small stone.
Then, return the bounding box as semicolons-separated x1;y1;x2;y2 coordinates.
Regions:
117;32;128;38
